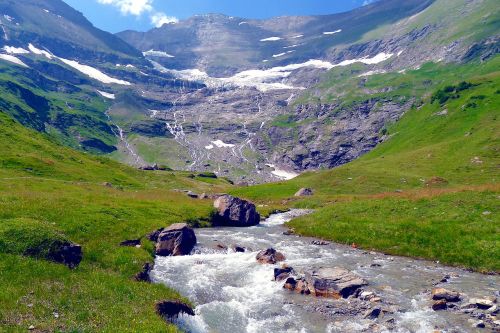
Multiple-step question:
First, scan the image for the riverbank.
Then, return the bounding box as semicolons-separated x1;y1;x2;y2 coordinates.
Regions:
152;210;500;332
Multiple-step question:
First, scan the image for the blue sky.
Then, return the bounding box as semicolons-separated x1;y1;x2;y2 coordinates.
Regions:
62;0;373;33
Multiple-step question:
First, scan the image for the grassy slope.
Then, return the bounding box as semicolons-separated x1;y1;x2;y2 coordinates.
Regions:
0;111;230;332
233;58;499;272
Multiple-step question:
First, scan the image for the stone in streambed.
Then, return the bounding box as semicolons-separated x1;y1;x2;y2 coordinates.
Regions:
431;288;461;302
432;299;448;311
213;195;260;226
304;267;368;298
155;223;196;256
256;248;285;264
274;266;294;281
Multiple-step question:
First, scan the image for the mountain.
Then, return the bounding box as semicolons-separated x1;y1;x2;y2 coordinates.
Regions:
118;0;435;76
0;0;141;62
0;0;498;183
114;0;499;183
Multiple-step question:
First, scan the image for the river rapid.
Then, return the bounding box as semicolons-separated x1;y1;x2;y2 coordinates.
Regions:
152;210;499;333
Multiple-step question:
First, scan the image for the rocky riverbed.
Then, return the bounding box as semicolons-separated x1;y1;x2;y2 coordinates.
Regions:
151;210;499;332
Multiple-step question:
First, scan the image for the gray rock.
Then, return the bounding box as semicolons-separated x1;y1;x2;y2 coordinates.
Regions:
431;288;461;302
304;267;368;298
294;188;314;197
274;266;294;281
432;299;448;311
155;223;197;256
364;307;382;319
213;195;260;226
256;248;285;264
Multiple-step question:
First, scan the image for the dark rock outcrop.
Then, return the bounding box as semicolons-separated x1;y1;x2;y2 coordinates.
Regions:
256;248;286;264
135;263;152;282
155;223;197;256
213;195;260;226
274;266;294;281
120;239;141;247
46;242;82;269
156;300;195;321
432;299;448;311
148;228;164;242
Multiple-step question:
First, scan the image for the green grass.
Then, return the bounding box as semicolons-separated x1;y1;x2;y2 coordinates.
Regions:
234;58;500;272
0;111;230;332
288;190;499;272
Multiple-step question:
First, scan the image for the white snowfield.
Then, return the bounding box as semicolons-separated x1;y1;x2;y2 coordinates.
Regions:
97;90;115;99
143;49;175;58
153;52;394;92
265;164;299;180
260;37;282;42
25;43;131;85
211;140;235;148
0;54;28;67
272;50;294;58
59;58;131;85
291;35;304;39
323;29;342;35
204;144;214;150
2;46;29;54
28;43;53;59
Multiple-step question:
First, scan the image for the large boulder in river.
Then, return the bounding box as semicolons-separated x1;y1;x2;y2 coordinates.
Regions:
155;223;196;256
213;195;260;226
304;267;368;298
256;248;285;264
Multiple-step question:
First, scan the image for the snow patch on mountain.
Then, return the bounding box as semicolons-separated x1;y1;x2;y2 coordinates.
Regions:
28;44;53;59
143;50;175;58
211;140;235;148
0;54;28;67
323;30;342;35
2;46;29;54
291;35;303;39
3;14;14;22
59;58;131;85
260;37;282;42
266;164;299;180
97;90;115;99
272;50;294;58
334;52;394;66
153;53;393;92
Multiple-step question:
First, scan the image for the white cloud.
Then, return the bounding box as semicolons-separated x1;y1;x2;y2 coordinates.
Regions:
96;0;178;26
151;12;178;27
97;0;153;16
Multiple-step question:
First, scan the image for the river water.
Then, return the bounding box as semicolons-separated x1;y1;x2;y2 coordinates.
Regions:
152;210;499;333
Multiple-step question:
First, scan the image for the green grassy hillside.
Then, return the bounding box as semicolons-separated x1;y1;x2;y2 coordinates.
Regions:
234;57;500;272
0;111;230;332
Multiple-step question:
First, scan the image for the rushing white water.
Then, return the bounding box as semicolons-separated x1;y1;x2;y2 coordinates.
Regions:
152;210;499;333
